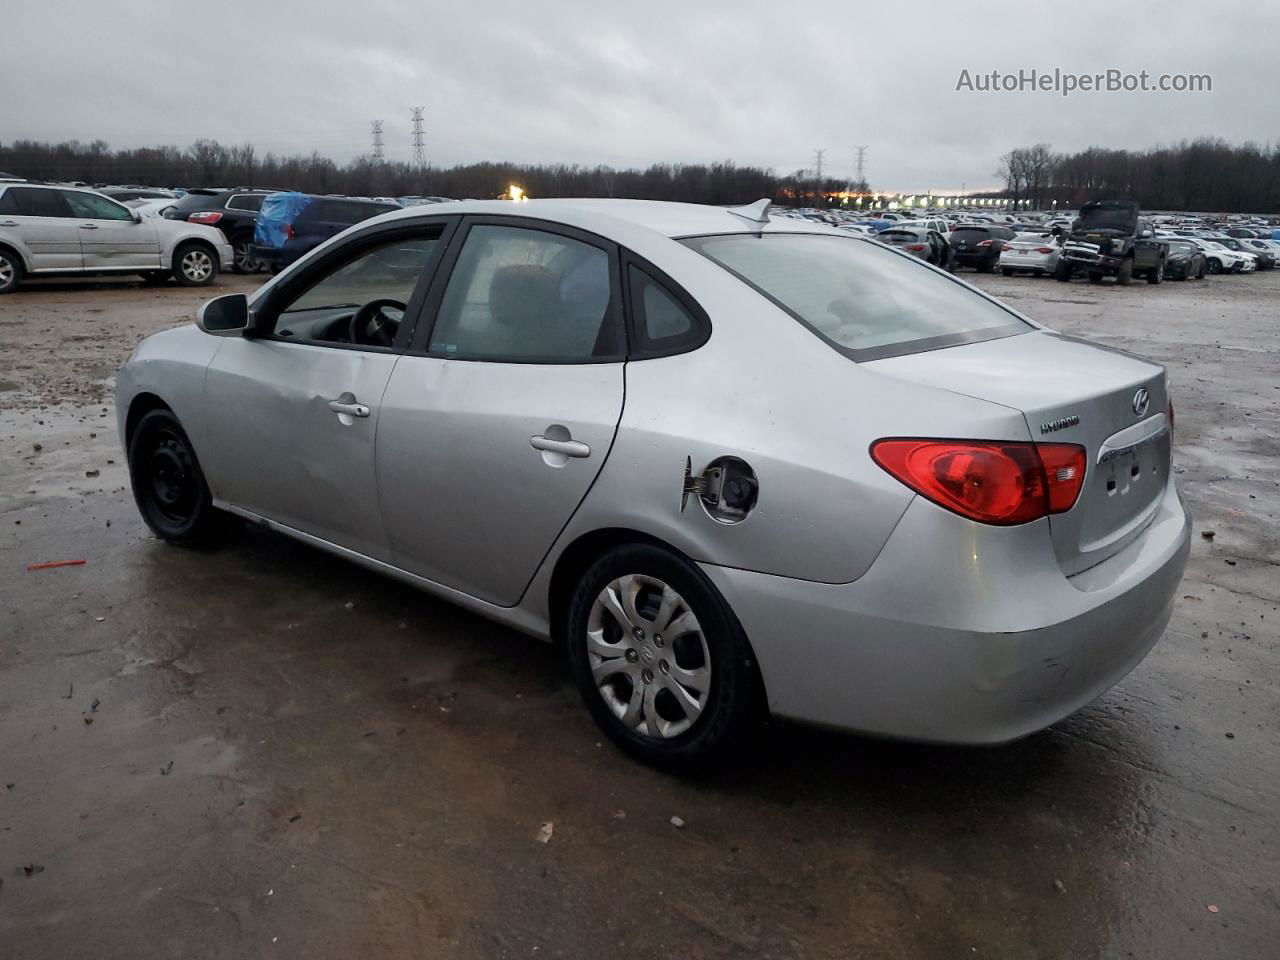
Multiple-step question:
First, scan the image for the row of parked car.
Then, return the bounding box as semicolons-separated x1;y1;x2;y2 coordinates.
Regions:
0;180;455;293
834;201;1278;286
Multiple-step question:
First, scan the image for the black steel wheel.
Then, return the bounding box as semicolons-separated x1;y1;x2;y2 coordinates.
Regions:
127;409;220;545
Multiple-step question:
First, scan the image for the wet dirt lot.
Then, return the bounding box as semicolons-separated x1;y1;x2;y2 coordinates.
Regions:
1;269;1277;959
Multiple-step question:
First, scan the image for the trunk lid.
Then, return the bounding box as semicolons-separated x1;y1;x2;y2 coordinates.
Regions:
865;330;1170;575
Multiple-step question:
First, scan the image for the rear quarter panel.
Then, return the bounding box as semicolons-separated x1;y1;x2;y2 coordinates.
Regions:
542;237;1033;587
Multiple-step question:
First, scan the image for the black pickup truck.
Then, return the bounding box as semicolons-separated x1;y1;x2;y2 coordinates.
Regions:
1055;200;1167;285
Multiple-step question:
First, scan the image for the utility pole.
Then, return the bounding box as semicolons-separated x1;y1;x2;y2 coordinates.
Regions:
854;145;867;187
370;120;385;164
410;107;426;170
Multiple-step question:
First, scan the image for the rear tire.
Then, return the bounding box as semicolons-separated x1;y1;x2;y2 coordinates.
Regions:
566;544;762;770
127;409;221;546
1197;262;1206;279
1207;258;1222;275
977;260;995;273
231;238;256;274
1146;258;1165;284
0;248;23;294
1054;261;1072;282
173;242;218;287
1000;267;1013;276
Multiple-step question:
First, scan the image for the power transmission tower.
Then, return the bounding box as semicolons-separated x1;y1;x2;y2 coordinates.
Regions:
370;120;385;164
410;107;426;169
813;148;826;181
854;145;868;186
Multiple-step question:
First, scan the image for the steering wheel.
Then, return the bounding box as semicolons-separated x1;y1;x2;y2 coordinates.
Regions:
349;299;406;348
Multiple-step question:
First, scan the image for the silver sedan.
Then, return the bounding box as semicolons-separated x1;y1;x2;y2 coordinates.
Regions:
116;198;1191;768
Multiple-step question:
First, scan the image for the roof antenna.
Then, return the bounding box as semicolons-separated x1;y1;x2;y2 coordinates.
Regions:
725;198;771;224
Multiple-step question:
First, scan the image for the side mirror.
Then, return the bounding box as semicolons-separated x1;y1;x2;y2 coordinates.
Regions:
196;294;254;337
131;209;143;224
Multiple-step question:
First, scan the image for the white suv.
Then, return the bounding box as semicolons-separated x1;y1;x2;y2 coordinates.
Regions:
0;183;232;294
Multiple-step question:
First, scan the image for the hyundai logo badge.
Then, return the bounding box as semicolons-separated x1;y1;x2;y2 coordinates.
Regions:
1132;388;1150;417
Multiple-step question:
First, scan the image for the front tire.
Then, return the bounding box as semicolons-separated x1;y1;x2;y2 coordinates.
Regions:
0;248;23;294
1147;258;1165;284
173;242;219;287
566;544;761;769
1054;261;1072;282
1197;262;1206;279
1207;258;1222;275
1116;257;1134;285
127;409;221;545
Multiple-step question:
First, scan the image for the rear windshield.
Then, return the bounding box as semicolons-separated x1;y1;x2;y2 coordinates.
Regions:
302;199;399;225
950;226;993;241
1077;205;1136;230
683;233;1030;362
168;192;222;213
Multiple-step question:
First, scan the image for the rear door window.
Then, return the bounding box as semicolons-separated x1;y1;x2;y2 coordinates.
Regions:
6;187;74;218
426;223;620;362
684;233;1029;362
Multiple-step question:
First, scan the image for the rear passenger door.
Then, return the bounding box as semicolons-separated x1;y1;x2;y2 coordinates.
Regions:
0;187;82;271
376;218;626;606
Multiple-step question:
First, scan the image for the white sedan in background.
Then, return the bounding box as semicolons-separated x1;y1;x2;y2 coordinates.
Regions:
998;233;1062;277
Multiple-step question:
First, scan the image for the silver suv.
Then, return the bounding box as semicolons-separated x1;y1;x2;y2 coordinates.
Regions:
0;183;232;293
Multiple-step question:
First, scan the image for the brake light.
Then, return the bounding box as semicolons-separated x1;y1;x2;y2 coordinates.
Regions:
189;211;223;225
870;439;1086;526
906;244;926;251
1036;247;1054;254
284;223;294;239
977;239;992;247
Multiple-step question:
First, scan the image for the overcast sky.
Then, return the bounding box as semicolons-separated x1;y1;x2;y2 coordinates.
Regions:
3;1;1275;191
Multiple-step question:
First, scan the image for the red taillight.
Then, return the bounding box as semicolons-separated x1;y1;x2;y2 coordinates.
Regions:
977;239;992;247
284;223;294;239
188;211;223;225
906;244;926;251
870;439;1086;526
1036;247;1054;254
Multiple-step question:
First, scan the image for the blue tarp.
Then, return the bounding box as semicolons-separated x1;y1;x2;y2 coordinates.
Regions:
254;192;313;249
1271;228;1280;242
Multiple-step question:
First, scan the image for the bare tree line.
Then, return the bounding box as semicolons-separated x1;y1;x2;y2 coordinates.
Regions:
0;138;870;207
998;138;1280;211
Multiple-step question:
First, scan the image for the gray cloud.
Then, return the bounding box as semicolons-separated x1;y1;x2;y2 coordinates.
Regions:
2;0;1274;191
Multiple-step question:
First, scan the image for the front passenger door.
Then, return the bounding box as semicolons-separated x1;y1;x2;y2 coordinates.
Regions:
62;190;161;269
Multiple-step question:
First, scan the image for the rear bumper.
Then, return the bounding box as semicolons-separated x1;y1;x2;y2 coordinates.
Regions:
701;478;1191;744
999;253;1055;271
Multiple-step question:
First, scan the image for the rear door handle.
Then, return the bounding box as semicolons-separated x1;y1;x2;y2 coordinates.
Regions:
79;223;99;230
530;435;591;458
0;220;18;227
327;397;370;418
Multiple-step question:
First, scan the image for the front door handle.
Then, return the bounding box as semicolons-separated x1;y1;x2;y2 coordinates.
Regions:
327;395;370;418
79;223;100;230
530;435;591;458
0;220;18;227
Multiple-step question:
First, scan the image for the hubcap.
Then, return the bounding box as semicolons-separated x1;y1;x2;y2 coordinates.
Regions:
182;250;213;281
0;257;13;287
586;574;711;740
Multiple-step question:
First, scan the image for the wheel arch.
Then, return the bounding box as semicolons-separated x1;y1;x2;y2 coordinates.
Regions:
0;240;32;273
125;392;173;447
172;235;219;266
546;527;680;646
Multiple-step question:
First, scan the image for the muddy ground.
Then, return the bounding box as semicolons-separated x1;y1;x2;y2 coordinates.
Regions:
1;268;1277;959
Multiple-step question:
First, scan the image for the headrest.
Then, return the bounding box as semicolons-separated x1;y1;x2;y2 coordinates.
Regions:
489;264;561;327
